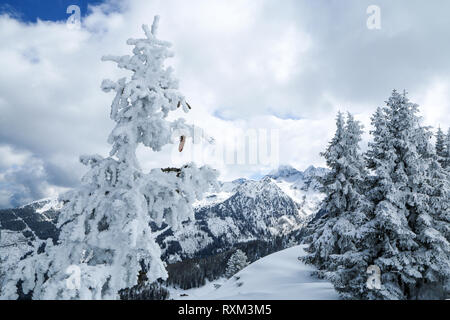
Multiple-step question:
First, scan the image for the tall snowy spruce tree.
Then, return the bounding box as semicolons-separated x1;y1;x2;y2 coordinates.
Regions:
1;16;218;300
443;128;450;169
435;127;446;167
362;91;449;300
302;112;371;298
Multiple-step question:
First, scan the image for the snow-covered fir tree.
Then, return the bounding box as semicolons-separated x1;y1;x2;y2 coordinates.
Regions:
302;112;370;298
361;90;449;300
444;128;450;170
435;127;446;168
225;250;249;279
414;123;450;299
0;16;218;300
416;152;450;299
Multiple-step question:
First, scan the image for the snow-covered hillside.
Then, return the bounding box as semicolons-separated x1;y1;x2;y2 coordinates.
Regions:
170;245;339;300
0;165;327;263
158;165;326;261
0;199;60;280
0;200;59;243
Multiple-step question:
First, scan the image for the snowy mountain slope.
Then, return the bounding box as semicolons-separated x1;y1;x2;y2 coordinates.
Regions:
166;166;326;259
159;172;321;261
0;199;59;243
0;165;327;263
0;198;61;274
27;197;63;216
171;245;339;300
269;165;326;218
197;177;303;236
0;199;60;279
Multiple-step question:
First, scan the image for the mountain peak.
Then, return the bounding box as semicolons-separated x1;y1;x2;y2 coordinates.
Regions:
303;165;327;177
236;177;282;199
268;165;302;179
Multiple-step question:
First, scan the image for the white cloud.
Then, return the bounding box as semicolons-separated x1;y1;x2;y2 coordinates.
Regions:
0;146;66;208
415;79;450;129
0;145;30;168
1;0;450;206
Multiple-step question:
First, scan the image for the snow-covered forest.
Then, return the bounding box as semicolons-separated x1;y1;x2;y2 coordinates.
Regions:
303;92;450;300
0;3;450;302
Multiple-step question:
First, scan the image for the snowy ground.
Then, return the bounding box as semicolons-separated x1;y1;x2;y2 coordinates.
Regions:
170;245;339;300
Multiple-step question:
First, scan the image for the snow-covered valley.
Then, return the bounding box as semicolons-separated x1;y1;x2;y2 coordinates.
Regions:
170;245;339;300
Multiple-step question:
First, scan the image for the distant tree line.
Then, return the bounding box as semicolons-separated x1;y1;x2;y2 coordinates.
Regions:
120;236;290;299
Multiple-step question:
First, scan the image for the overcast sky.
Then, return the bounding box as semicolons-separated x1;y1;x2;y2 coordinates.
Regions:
1;0;450;208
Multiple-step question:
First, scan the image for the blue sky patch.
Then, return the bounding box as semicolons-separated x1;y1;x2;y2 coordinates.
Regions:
0;0;105;23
